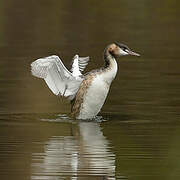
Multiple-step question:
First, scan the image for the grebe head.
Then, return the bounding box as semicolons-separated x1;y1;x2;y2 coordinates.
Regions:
107;42;140;58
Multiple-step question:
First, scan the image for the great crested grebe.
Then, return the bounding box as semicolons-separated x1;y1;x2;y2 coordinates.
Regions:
31;42;140;119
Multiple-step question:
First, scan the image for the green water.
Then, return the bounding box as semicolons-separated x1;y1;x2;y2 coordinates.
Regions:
0;0;180;179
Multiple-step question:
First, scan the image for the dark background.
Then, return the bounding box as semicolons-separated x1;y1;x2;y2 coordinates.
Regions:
0;0;180;179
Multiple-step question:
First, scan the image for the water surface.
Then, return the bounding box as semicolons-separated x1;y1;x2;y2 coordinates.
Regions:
0;0;180;179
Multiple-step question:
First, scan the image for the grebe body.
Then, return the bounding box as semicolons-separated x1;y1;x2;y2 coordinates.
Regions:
31;42;140;119
72;57;118;119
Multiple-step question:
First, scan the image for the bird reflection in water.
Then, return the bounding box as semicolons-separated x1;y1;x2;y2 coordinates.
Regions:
31;121;116;179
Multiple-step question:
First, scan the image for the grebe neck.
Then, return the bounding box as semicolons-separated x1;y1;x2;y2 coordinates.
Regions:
103;46;117;68
102;47;118;84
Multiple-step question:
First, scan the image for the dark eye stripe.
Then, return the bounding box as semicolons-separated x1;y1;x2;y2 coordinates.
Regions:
114;42;130;51
124;48;129;52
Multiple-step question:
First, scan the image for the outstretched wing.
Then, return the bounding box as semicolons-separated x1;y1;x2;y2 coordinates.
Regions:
71;55;89;77
31;55;83;100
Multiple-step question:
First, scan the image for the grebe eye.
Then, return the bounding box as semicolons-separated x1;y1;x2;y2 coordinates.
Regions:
122;47;127;51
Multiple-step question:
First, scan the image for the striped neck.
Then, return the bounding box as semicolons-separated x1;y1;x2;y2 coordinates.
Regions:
104;46;115;68
102;47;118;85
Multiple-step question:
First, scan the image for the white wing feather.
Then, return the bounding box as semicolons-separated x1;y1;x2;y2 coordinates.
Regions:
71;55;89;77
31;55;83;100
